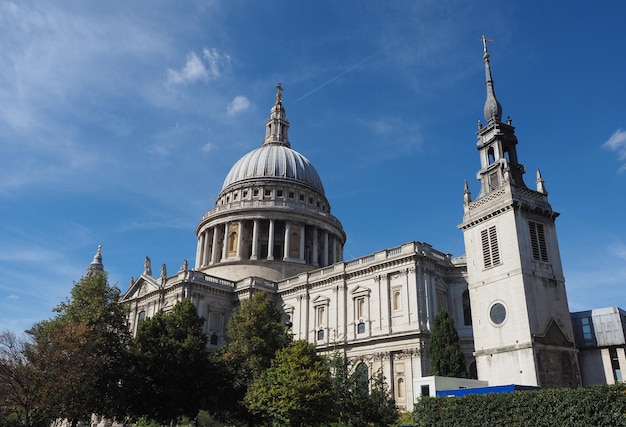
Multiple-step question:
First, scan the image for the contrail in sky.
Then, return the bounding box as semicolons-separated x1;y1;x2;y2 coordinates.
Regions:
294;40;401;103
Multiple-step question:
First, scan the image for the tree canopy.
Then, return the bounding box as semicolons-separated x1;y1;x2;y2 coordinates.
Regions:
25;272;131;425
246;340;336;427
0;331;45;427
215;291;291;425
329;353;399;427
127;299;212;425
428;309;468;378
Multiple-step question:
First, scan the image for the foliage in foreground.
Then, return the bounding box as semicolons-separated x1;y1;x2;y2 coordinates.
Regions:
329;352;399;427
246;340;336;426
25;272;131;426
216;291;292;424
428;309;467;378
127;299;212;425
412;383;626;427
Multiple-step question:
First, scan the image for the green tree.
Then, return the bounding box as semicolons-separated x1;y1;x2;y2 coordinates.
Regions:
246;340;336;427
367;369;399;427
0;331;46;427
26;321;100;426
428;309;467;378
216;291;291;425
26;271;131;425
128;299;212;425
329;353;398;427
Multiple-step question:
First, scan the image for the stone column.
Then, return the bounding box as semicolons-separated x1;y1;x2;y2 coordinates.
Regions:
283;222;291;260
299;224;305;262
221;222;229;261
210;227;219;265
312;226;319;266
323;231;329;266
268;219;275;260
196;231;205;269
202;230;211;267
332;235;337;264
251;219;259;260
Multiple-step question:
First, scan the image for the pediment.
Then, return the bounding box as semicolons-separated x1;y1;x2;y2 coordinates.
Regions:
208;302;227;313
534;318;575;348
312;295;330;306
120;275;160;302
351;285;371;298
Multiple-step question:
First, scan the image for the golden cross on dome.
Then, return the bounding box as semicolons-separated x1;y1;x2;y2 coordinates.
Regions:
275;83;283;102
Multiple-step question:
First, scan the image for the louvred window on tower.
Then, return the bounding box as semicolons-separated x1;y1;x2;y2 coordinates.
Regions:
481;225;501;268
529;221;549;262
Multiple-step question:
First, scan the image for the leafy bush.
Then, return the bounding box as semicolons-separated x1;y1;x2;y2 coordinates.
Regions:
413;383;626;427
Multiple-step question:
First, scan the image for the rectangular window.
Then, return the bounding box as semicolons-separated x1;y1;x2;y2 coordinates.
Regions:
277;190;283;197
264;189;272;197
481;225;500;268
357;322;365;334
529;221;548;262
581;317;593;342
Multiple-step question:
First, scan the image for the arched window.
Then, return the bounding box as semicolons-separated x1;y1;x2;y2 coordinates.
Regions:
317;306;325;326
393;290;401;311
397;377;405;398
462;290;472;326
488;147;495;164
357;298;365;318
354;363;369;394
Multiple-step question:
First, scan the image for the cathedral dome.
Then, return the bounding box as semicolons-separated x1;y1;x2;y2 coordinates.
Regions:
221;145;325;194
196;85;345;282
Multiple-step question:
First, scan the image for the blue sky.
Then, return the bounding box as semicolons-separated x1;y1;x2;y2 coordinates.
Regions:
1;1;625;334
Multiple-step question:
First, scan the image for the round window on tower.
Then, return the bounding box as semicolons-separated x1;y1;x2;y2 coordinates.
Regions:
489;302;507;326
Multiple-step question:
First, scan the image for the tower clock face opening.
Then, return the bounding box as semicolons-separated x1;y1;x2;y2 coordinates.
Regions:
489;302;507;325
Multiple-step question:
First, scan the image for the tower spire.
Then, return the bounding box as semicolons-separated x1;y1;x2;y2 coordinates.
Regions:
263;83;291;147
482;35;502;124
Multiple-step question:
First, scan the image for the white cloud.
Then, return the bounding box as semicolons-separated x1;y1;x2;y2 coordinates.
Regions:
609;242;626;261
602;128;626;171
167;48;231;86
227;96;251;116
203;48;231;79
202;142;214;153
166;52;208;85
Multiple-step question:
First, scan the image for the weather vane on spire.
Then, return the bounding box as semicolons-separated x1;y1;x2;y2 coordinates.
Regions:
275;83;283;103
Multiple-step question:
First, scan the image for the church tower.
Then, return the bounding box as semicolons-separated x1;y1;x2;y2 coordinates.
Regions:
459;37;581;388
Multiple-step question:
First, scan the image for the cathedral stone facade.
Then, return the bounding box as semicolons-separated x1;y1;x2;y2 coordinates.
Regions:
119;43;581;411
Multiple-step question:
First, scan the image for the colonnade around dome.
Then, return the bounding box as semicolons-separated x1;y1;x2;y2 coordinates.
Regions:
196;217;344;270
